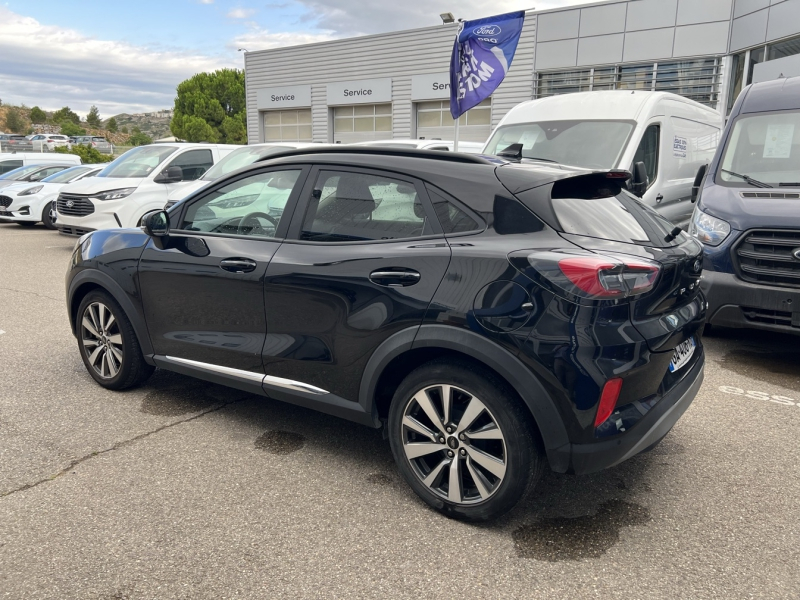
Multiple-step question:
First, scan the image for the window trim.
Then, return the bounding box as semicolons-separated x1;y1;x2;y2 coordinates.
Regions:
170;164;311;241
285;164;444;245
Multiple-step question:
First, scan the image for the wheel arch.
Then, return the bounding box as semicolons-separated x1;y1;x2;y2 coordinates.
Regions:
68;270;154;359
359;325;571;473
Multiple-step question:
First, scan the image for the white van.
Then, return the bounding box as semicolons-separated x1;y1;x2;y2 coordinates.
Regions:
55;143;240;235
483;91;724;226
0;152;82;175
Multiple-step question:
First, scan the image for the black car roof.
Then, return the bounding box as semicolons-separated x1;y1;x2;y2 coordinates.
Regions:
739;75;800;114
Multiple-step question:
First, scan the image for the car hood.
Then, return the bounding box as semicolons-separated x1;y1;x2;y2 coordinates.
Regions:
167;179;208;201
60;177;144;195
0;181;63;199
700;182;800;231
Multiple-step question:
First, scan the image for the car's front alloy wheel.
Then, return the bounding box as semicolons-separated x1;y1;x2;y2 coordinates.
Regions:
81;301;124;379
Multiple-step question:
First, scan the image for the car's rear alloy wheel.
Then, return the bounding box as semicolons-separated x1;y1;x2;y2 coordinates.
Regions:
401;384;507;504
388;359;543;522
81;301;124;379
76;291;154;390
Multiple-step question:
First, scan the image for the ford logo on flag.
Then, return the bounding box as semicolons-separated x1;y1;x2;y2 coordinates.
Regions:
473;25;501;36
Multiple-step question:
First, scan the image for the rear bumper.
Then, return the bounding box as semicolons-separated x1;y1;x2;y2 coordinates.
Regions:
702;270;800;335
569;354;704;475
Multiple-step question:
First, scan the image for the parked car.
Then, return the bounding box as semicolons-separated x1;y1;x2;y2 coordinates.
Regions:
29;134;72;151
0;134;33;152
0;152;82;175
483;91;724;227
0;164;103;228
354;139;485;153
0;163;75;192
55;143;241;235
692;76;800;336
164;142;326;210
73;136;113;154
65;146;706;521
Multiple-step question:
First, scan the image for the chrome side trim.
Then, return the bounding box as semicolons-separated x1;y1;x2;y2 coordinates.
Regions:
163;355;265;383
264;375;329;395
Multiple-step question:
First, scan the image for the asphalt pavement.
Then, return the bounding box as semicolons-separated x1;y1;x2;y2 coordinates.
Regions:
1;222;798;599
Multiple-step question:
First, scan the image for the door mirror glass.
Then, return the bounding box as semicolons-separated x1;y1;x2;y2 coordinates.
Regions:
143;210;170;237
691;164;708;203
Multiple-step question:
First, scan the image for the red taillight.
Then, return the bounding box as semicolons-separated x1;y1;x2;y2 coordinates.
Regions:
558;256;659;299
595;378;623;427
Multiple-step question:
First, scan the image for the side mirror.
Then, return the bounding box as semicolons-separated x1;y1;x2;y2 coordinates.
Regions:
142;210;170;237
691;164;708;204
155;165;183;184
630;161;648;197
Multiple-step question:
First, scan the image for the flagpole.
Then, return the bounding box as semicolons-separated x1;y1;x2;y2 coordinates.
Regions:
454;118;460;152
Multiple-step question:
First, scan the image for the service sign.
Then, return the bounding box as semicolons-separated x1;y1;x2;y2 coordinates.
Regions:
257;85;311;109
326;78;392;105
411;73;451;101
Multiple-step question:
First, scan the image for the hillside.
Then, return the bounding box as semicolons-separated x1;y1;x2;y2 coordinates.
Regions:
109;112;173;140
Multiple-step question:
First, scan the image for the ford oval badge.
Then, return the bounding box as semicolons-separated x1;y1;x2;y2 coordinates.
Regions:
473;25;501;36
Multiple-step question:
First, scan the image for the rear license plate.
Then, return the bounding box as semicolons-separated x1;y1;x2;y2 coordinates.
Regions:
669;337;696;373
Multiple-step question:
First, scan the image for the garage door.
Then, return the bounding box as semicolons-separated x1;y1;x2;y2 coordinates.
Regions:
333;104;392;144
416;99;492;144
263;110;312;143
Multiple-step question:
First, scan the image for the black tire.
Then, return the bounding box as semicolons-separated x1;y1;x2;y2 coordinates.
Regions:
388;358;544;522
76;290;154;390
41;202;57;230
16;221;35;227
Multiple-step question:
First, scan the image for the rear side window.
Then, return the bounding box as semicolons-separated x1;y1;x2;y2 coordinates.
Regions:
0;160;23;174
426;185;483;235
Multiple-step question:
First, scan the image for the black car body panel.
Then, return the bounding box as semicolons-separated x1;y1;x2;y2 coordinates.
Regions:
66;148;705;475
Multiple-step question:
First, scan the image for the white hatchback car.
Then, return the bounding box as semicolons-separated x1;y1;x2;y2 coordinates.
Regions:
0;164;103;229
29;134;72;151
55;143;240;235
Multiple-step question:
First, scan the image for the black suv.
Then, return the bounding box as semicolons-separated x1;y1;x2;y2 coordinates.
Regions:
66;147;706;521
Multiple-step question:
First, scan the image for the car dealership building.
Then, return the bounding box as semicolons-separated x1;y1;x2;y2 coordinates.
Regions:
243;0;800;145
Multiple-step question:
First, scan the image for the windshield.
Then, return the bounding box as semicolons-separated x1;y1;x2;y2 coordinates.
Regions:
97;145;177;179
719;110;800;187
484;120;635;169
42;166;91;183
0;165;45;181
201;145;292;181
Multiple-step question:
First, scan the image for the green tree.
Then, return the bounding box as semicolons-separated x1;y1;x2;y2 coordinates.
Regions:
106;117;118;133
55;145;114;163
4;107;25;133
129;131;153;146
29;106;47;124
170;68;246;144
86;105;102;127
52;106;80;125
120;125;128;134
59;121;87;136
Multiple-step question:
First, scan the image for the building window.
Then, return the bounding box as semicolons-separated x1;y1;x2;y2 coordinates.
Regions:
535;59;722;108
333;104;392;135
767;35;800;61
728;51;746;113
264;110;312;142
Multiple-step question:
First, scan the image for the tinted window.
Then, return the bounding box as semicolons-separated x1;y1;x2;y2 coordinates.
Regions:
180;169;301;237
301;171;434;242
166;149;213;181
426;186;483;234
0;160;23;175
631;124;659;185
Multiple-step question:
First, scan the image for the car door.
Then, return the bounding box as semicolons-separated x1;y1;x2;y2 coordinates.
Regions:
137;165;309;373
261;165;452;404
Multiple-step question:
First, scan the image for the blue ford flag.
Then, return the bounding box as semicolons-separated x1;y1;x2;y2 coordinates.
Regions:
450;11;526;119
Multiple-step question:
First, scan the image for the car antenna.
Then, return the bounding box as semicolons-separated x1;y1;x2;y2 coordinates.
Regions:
664;226;682;243
497;143;523;161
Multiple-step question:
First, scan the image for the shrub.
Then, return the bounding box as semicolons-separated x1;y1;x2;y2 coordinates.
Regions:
59;121;87;137
55;145;115;163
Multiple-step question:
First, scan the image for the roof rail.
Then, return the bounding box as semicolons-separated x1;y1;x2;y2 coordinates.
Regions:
255;145;495;165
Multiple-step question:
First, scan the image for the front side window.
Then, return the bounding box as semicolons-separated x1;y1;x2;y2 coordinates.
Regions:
180;169;301;237
97;145;177;179
484;120;635;169
0;164;41;180
301;171;433;242
42;166;92;183
718;110;800;188
28;166;68;181
631;124;660;186
165;149;214;181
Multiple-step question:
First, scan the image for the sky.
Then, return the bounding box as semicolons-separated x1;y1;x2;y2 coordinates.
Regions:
0;0;586;119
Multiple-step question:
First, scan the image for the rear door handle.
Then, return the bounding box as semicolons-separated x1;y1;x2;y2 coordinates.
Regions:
369;269;421;287
220;258;257;273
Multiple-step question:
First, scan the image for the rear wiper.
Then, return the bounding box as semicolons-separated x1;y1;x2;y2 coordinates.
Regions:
720;168;772;188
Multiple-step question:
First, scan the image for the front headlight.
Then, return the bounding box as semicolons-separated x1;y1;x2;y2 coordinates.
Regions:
92;187;137;201
18;185;43;196
689;208;731;246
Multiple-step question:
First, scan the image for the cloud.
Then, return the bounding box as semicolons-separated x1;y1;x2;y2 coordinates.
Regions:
198;0;214;3
230;25;336;52
227;8;257;19
0;7;233;116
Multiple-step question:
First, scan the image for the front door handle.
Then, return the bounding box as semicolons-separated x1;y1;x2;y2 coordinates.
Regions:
220;257;257;273
369;269;421;287
656;193;664;203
